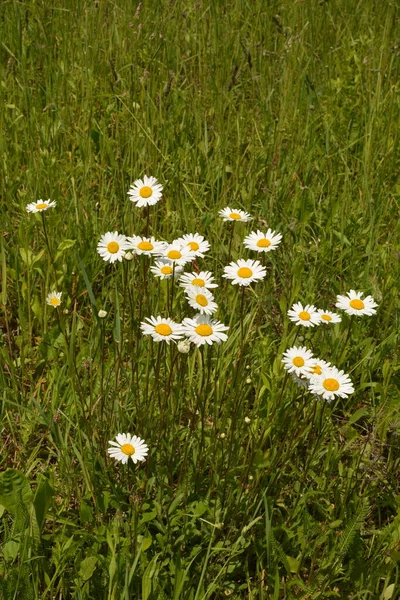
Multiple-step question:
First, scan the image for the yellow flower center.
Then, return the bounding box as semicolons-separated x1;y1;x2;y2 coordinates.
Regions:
168;250;182;260
50;297;61;307
293;357;305;367
195;324;213;336
312;365;322;375
237;267;253;278
188;241;199;251
321;314;332;321
154;323;172;336
161;266;173;275
138;241;153;251
349;299;365;310
299;311;310;321
121;443;135;456
256;238;271;248
229;212;242;220
192;278;205;287
139;186;152;198
195;294;208;307
36;203;48;210
107;241;120;254
323;378;339;392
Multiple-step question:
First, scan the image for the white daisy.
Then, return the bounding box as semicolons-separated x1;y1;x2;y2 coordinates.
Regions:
223;259;266;286
316;309;342;324
219;207;252;222
108;433;149;465
287;302;321;327
46;291;62;308
97;231;130;263
185;287;218;315
308;366;354;400
26;199;57;213
161;242;195;266
179;271;218;290
182;315;229;346
304;358;332;379
127;175;163;208
150;259;183;280
243;229;282;253
140;315;185;344
289;372;310;390
335;290;378;317
127;235;166;256
282;346;316;377
174;233;210;258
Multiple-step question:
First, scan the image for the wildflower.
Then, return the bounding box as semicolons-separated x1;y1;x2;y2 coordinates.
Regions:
127;175;163;208
97;232;130;263
127;235;166;256
174;233;210;258
26;199;57;213
223;259;266;286
177;339;191;353
219;207;252;222
244;417;251;424
179;271;218;290
98;309;107;318
287;302;320;327
316;309;342;324
182;315;229;346
304;358;332;379
161;242;195;266
108;433;149;464
308;366;354;400
243;229;282;253
185;287;218;315
124;251;134;261
282;346;316;377
150;259;183;280
335;290;378;317
140;316;184;344
46;291;62;308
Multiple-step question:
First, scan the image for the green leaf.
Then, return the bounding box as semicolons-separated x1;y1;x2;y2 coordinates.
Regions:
347;407;369;426
79;556;98;581
57;239;76;252
3;540;20;562
0;469;32;515
383;584;395;600
33;475;54;530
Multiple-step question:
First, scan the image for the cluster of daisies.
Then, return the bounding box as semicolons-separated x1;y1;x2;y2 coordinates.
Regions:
26;177;378;464
96;179;283;351
283;290;378;400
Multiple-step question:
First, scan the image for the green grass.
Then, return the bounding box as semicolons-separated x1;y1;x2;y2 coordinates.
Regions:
1;0;400;598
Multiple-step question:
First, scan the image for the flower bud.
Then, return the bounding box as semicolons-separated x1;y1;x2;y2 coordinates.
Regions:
98;309;107;318
177;339;191;354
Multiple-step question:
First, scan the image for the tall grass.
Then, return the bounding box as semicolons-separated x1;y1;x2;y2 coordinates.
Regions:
1;0;399;598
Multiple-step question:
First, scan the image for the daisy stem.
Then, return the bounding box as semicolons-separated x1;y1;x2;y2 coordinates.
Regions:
227;222;234;263
240;287;245;351
41;212;57;285
145;206;150;237
338;315;354;363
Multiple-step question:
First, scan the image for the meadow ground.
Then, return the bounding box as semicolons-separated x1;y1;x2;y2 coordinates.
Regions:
1;0;400;598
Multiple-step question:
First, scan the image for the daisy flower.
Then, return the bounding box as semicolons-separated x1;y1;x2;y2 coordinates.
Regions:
304;358;332;379
26;199;56;213
185;287;218;315
127;175;163;208
46;291;62;308
289;372;310;390
223;259;266;286
127;235;166;256
243;229;282;253
219;207;252;222
179;271;218;290
97;231;130;263
140;316;185;344
161;242;195;266
282;346;316;377
182;315;229;346
308;366;354;401
108;433;149;465
150;259;183;280
287;302;321;327
174;233;210;258
316;309;342;324
335;290;378;317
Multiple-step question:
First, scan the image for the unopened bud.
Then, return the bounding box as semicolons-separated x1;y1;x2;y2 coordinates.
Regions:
124;251;134;261
244;417;251;424
98;310;107;318
177;339;191;354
